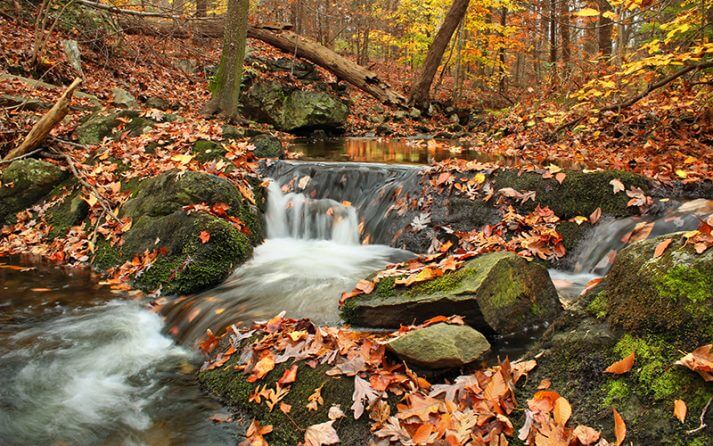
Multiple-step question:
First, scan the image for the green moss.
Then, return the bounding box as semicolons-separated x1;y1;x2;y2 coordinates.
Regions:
199;355;371;445
587;291;608;319
0;158;69;225
45;182;89;238
655;265;711;304
92;238;121;271
192;140;228;163
603;380;631;407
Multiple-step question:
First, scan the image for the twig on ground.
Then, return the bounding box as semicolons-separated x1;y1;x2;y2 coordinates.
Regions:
686;397;711;435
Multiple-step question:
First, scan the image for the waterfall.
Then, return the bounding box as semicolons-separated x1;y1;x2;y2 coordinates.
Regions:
265;182;360;244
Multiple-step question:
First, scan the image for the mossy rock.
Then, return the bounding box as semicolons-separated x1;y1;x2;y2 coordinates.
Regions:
249;134;283;158
199;354;372;445
492;169;650;219
0;159;68;225
604;233;712;345
341;251;561;335
45;181;89;238
242;80;348;134
120;170;263;244
74;109;155;145
515;316;712;446
192;140;228;163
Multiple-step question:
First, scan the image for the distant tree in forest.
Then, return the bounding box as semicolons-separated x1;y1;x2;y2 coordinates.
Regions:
204;0;249;119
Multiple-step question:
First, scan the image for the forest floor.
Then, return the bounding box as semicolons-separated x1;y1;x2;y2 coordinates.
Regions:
1;6;712;446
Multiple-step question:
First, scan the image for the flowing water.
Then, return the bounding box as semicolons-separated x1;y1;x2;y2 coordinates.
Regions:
1;143;710;444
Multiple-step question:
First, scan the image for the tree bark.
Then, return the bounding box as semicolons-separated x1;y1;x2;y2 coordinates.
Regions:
598;0;613;58
559;0;570;72
204;0;249;118
408;0;470;109
4;78;82;162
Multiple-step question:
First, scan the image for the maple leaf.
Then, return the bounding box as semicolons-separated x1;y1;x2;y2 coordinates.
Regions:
198;328;219;354
240;419;272;446
304;420;339;446
351;375;380;419
247;351;276;382
199;230;211;244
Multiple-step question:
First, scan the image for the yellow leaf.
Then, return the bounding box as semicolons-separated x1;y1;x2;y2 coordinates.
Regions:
554;397;572;426
171;153;194;165
83;193;98;207
602;11;618;20
574;8;600;17
675;169;688;179
543;117;556;124
473;173;486;184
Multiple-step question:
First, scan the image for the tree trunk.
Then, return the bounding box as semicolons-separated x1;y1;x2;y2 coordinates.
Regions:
204;0;249;119
195;0;207;17
498;7;507;93
408;0;470;109
598;0;613;58
559;0;570;73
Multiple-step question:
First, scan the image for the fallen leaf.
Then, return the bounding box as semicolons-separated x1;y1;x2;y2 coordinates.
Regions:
673;399;686;423
199;231;211;244
555;172;566;184
352;375;380;419
328;404;345;420
610;179;625;194
573;425;600;445
554;397;572;426
604;352;635;374
653;238;673;258
277;364;298;385
613;408;626;446
676;344;713;381
589;207;602;225
304;421;340;446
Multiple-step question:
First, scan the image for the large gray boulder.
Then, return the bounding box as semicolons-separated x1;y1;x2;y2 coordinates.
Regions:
0;159;68;225
241;80;348;133
387;323;491;369
341;251;561;334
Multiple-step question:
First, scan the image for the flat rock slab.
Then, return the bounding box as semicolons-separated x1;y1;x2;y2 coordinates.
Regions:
387;323;491;369
342;251;561;335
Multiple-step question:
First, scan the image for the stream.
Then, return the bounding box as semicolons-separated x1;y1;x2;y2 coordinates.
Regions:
1;139;710;445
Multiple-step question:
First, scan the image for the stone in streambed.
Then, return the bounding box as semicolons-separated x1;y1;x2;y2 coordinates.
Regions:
341;251;561;335
249;134;283;158
0;159;68;225
387;323;491;369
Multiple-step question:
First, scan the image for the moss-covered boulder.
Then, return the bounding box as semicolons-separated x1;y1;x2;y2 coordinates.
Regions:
0;159;68;225
249;134;283;158
74;109;155;145
492;169;650;219
199;355;371;445
387;323;491;369
604;233;712;345
93;170;264;294
242;80;348;134
45;182;89;238
341;252;561;334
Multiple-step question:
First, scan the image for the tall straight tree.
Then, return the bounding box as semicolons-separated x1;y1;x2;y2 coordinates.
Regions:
205;0;249;119
408;0;470;110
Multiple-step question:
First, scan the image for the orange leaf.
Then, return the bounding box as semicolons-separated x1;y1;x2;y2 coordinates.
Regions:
653;238;673;258
247;352;276;382
355;279;375;294
673;399;686;423
604;352;635;374
411;423;434;444
555;172;566;184
199;231;211;244
278;364;298;385
613;408;626;446
554;397;572;426
589;207;602;225
573;425;600;445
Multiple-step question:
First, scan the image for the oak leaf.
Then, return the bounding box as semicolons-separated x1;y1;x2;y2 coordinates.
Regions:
304;421;339;446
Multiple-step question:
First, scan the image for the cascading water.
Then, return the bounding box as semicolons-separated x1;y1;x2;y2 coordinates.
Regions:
161;179;413;345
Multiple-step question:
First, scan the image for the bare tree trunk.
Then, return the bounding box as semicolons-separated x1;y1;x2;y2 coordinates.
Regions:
196;0;207;17
204;0;249;119
498;7;507;93
549;0;557;82
408;0;470;109
559;0;570;75
598;0;613;58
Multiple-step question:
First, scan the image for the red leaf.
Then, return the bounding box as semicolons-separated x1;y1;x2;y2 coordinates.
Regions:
199;231;211;244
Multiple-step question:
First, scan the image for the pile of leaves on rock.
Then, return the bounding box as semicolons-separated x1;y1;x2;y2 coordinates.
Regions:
200;312;712;446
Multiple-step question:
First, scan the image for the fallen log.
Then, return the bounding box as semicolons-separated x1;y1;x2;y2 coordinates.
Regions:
3;77;83;162
75;1;407;107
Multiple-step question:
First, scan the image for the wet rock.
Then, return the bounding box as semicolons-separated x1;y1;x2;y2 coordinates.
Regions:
93;170;264;294
45;182;89;238
604;233;712;344
110;87;138;108
242;80;348;134
387;323;490;369
249;134;283;158
341;251;561;334
408;108;422;119
0;159;68;225
192;139;227;162
74;109;154;145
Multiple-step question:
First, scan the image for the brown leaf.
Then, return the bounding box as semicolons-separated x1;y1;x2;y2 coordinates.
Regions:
279;402;291;414
537;378;552;390
676;344;713;381
604;352;635;374
653;238;673;258
411;423;434;444
355;279;375;294
610;179;625;194
555;172;566;184
613;407;626;446
589;207;602;225
673;399;686;423
304;420;340;446
553;397;572;426
573;425;600;445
